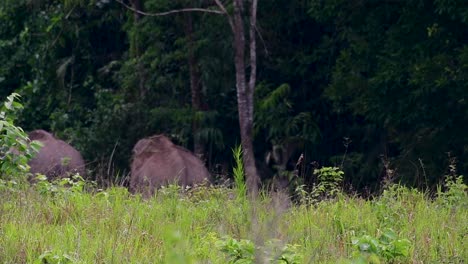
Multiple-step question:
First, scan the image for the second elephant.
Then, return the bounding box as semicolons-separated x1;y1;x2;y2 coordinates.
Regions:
28;129;86;179
130;134;211;195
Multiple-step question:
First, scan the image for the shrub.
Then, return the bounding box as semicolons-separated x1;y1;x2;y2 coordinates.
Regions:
351;228;411;263
437;175;467;208
0;93;41;185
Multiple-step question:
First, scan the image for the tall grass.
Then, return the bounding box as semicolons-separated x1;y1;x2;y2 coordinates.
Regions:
0;177;466;263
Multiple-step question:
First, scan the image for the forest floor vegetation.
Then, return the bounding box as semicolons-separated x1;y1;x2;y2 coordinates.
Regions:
0;174;466;263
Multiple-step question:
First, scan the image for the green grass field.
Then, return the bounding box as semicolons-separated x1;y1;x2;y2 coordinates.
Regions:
0;177;466;264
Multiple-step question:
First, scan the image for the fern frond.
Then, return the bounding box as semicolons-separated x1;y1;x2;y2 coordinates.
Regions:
260;83;292;110
194;127;224;150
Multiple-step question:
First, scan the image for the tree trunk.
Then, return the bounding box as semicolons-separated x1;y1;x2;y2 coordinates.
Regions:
248;0;257;118
232;0;259;196
131;0;146;99
184;12;205;159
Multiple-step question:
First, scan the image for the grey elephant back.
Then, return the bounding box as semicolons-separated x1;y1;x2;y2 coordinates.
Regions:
130;134;210;195
28;130;86;179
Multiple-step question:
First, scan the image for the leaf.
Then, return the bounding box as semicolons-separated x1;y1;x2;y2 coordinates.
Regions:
259;83;291;110
379;228;397;244
391;239;411;257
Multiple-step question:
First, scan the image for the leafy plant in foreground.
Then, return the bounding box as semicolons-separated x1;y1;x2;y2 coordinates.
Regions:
35;174;91;197
35;250;78;264
373;184;422;230
351;228;411;264
232;145;247;200
216;236;302;264
0;93;41;184
269;241;303;264
437;174;467;208
216;236;255;263
311;166;344;201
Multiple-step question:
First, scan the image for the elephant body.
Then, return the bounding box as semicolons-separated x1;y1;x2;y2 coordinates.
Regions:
28;130;86;179
130;134;211;195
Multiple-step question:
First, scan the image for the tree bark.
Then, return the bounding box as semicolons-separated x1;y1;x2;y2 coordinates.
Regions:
248;0;257;118
232;0;259;196
131;0;146;99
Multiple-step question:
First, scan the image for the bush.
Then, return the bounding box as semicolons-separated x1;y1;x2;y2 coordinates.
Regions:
437;175;467;208
0;93;41;185
351;228;411;263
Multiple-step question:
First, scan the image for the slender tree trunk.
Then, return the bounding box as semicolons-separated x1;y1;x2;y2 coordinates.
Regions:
248;0;257;118
131;0;146;99
184;12;205;159
232;0;259;196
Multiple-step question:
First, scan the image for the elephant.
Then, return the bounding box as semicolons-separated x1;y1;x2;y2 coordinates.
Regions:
130;134;211;195
27;130;86;180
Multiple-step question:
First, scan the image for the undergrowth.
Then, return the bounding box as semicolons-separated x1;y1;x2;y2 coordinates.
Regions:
0;171;466;263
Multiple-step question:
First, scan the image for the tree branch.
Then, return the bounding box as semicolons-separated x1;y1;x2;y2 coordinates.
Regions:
115;0;224;16
212;0;229;14
255;24;269;56
213;0;234;31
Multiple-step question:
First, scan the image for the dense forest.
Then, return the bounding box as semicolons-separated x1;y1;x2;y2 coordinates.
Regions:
1;0;467;193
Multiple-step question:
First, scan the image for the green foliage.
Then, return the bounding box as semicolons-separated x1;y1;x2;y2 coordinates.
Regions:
216;236;255;263
311;166;344;201
0;0;129;176
294;166;345;204
0;93;41;183
216;236;303;264
255;83;320;143
34;174;90;197
232;145;247;200
437;175;467;208
193;110;225;150
373;184;426;233
309;0;468;183
351;228;411;263
275;243;302;264
35;250;78;264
